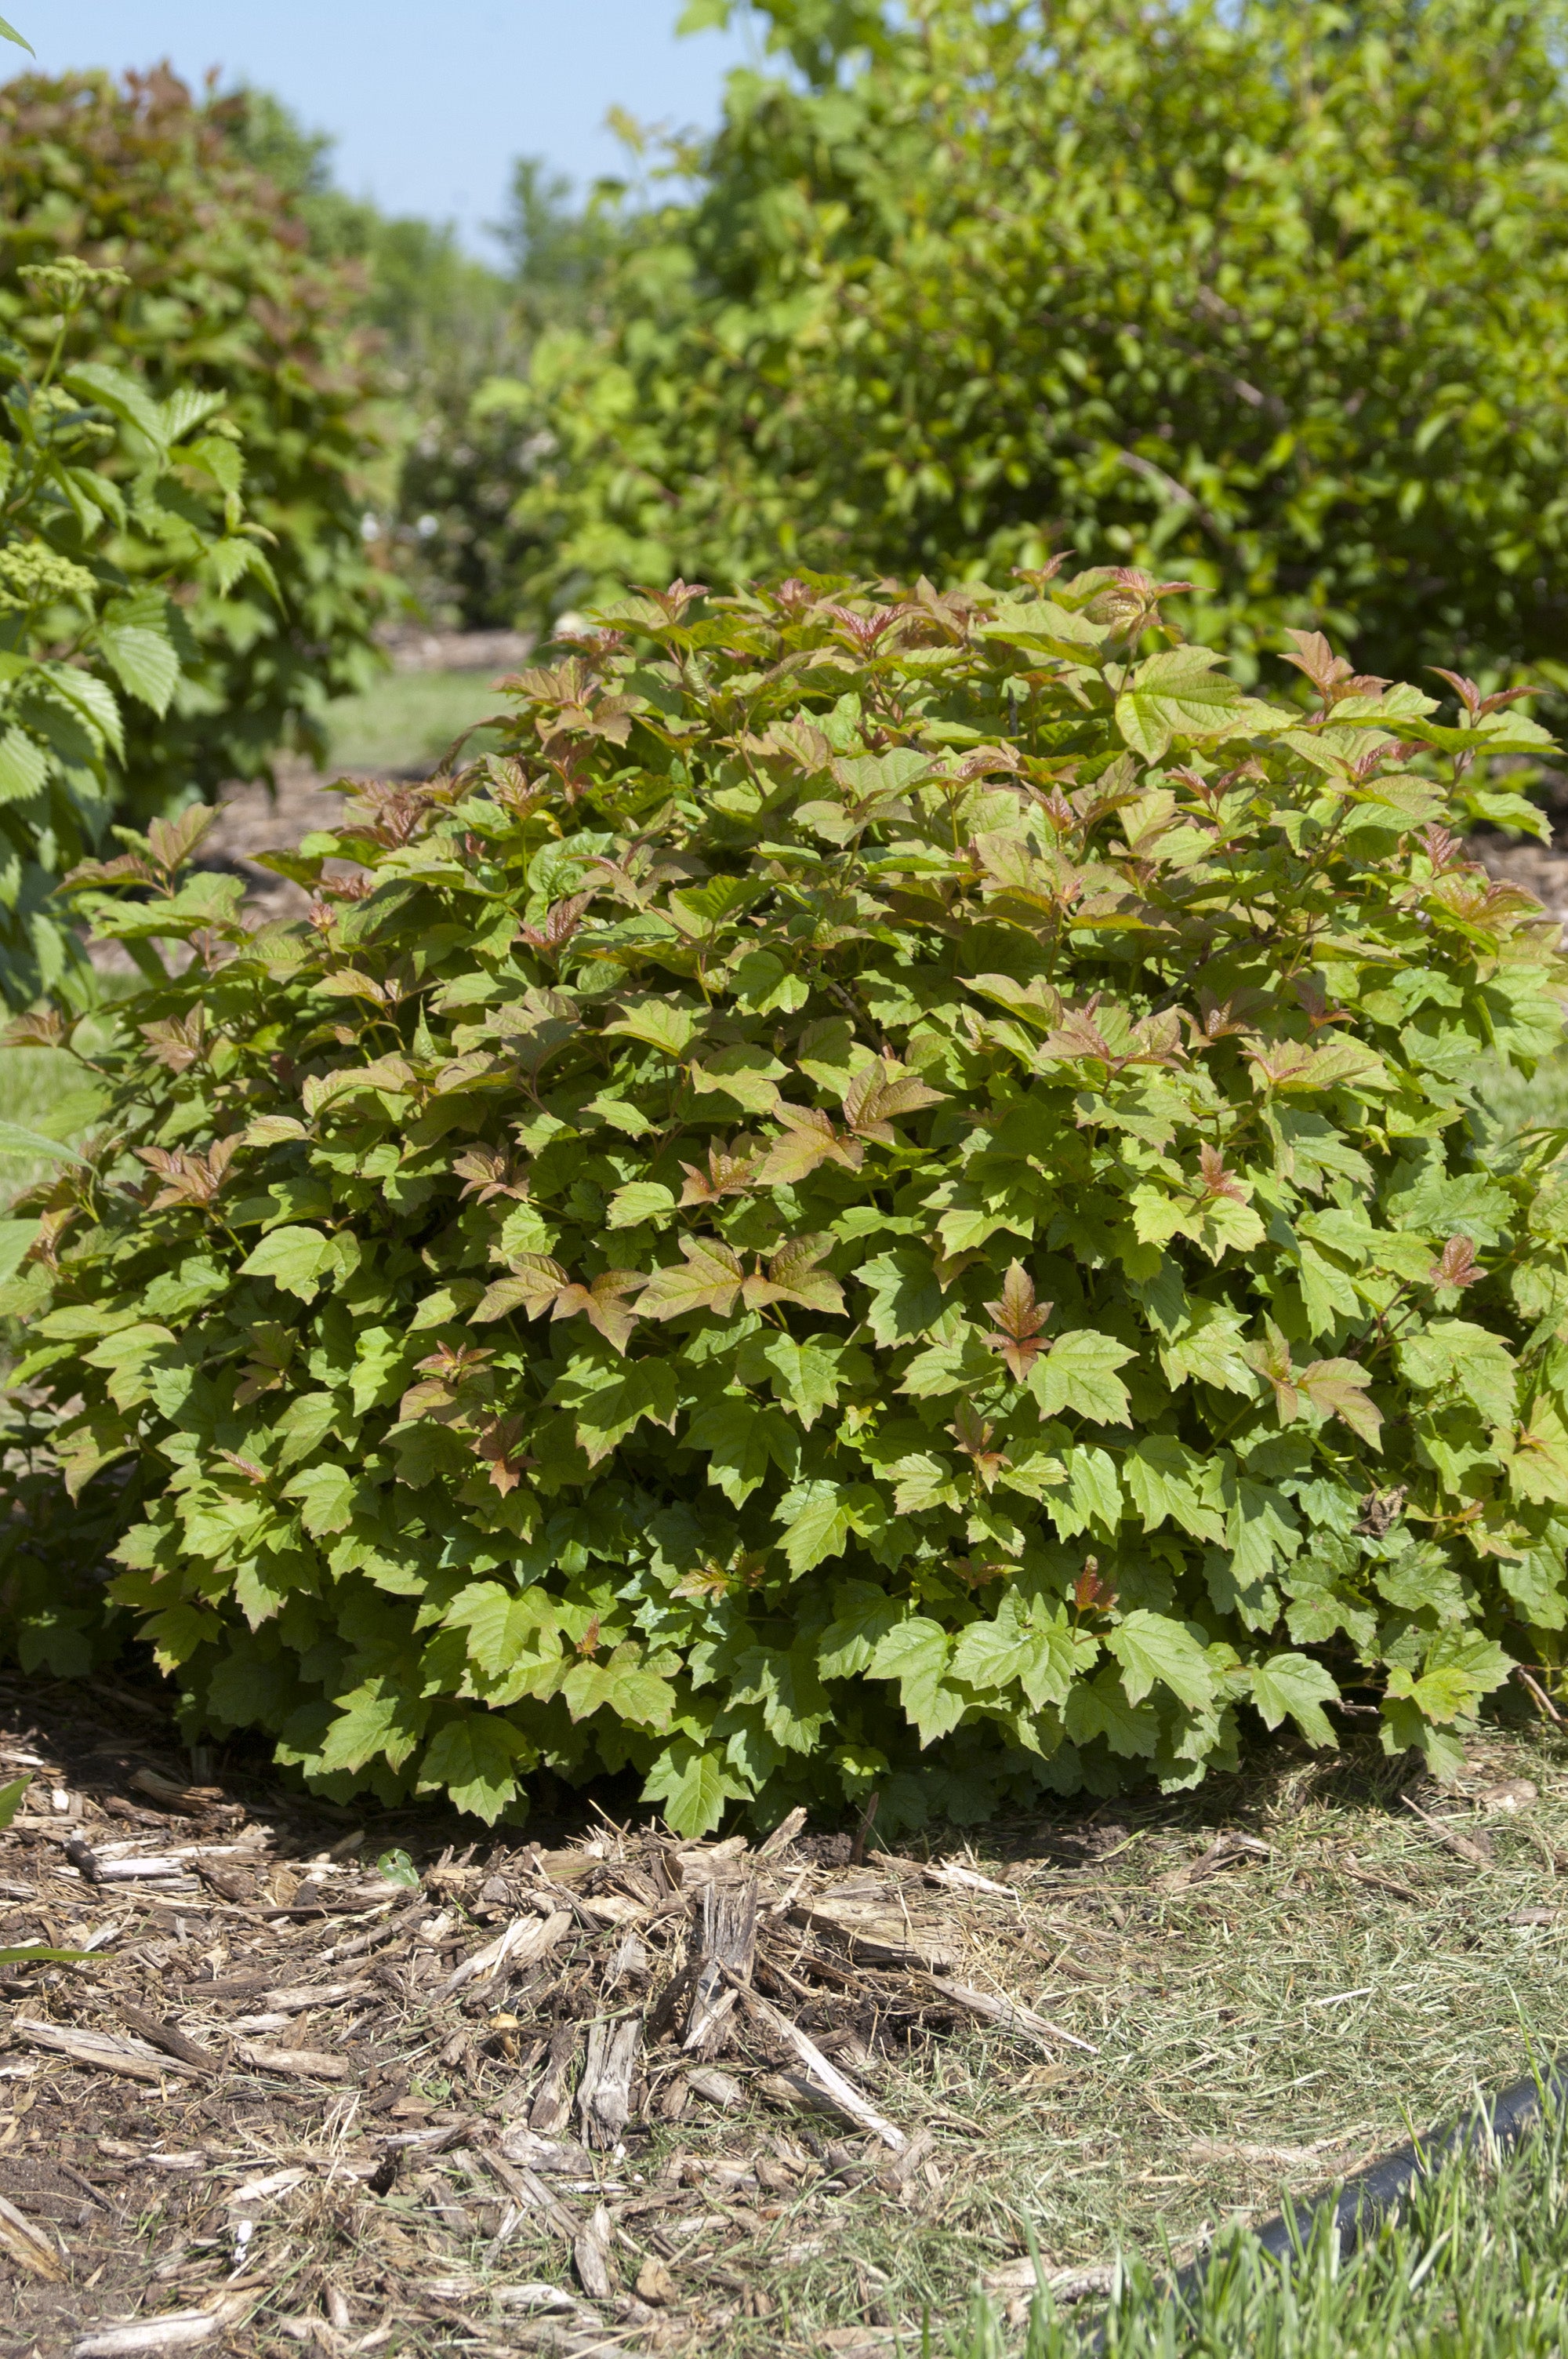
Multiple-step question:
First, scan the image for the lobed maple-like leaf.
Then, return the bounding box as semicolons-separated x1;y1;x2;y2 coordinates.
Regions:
136;1132;237;1209
452;1143;529;1205
471;1254;571;1324
678;1136;762;1205
550;1269;648;1356
983;1259;1052;1380
640;1234;747;1322
743;1235;847;1317
842;1056;949;1143
1196;1144;1247;1203
1429;1235;1483;1291
757;1103;863;1184
947;1401;1011;1491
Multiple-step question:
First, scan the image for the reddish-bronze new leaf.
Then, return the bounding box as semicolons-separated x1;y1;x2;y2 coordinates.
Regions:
947;1401;1011;1491
757;1103;864;1185
1429;1235;1483;1291
983;1260;1053;1380
678;1137;761;1206
138;1009;209;1074
549;1270;649;1356
842;1055;949;1144
471;1416;537;1498
136;1134;237;1210
452;1143;529;1205
471;1253;570;1325
518;892;591;961
1073;1558;1117;1617
742;1235;847;1317
1196;1144;1247;1203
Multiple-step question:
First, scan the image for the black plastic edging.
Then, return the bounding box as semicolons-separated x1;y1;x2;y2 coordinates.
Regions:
1085;2054;1568;2348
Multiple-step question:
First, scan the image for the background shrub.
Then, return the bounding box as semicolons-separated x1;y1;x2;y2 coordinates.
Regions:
0;258;267;1005
495;0;1568;702
0;65;390;811
7;571;1566;1833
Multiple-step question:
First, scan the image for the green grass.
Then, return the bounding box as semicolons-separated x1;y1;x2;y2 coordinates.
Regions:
0;1026;113;1205
1479;1044;1568;1143
950;2097;1568;2356
322;667;509;773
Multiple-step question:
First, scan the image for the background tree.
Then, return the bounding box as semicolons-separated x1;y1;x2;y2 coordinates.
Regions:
0;65;390;806
493;0;1568;698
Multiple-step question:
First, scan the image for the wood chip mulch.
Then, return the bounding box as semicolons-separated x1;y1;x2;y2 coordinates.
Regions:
0;1677;1099;2357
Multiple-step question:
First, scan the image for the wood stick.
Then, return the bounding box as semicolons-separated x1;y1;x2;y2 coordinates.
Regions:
728;1973;906;2152
1515;1663;1566;1727
684;1878;757;2055
114;2005;220;2075
914;1973;1098;2055
13;2016;182;2084
0;2187;64;2280
443;1908;570;1995
577;2016;641;2149
528;2021;580;2135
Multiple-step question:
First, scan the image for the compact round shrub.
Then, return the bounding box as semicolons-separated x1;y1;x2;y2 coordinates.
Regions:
7;569;1567;1833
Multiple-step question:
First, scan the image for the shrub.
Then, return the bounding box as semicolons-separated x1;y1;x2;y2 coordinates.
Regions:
6;570;1566;1834
0;257;267;1005
500;0;1568;701
0;66;390;812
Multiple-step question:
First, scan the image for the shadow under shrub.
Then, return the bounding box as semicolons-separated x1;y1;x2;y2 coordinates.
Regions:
5;571;1568;1832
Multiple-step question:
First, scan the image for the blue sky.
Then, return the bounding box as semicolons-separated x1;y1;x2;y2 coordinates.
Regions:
10;3;757;256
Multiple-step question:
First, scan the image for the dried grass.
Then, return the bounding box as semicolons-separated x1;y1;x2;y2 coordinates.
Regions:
1;1670;1566;2358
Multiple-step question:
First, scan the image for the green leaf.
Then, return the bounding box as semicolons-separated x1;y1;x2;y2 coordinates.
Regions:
0;1774;31;1830
643;1739;738;1838
281;1461;359;1537
868;1616;964;1743
558;1358;679;1464
1065;1669;1160;1757
607;1180;677;1229
761;1335;848;1428
1159;1302;1253;1394
562;1641;676;1731
777;1480;862;1572
1250;1652;1340;1747
319;1675;429;1775
376;1848;420;1889
240;1226;337;1303
0;1120;89;1166
604;996;706;1059
1399;1320;1518;1429
99;622;180;715
686;1394;800;1504
1115;648;1245;761
1027;1329;1134;1425
64;361;167;450
817;1580;903;1677
0;17;35;55
1123;1434;1225;1543
416;1714;533;1823
949;1592;1082;1710
0;726;47;803
1107;1610;1216;1710
859;1247;943;1347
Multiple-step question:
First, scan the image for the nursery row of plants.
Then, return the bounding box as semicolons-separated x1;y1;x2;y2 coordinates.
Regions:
12;0;1568;692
